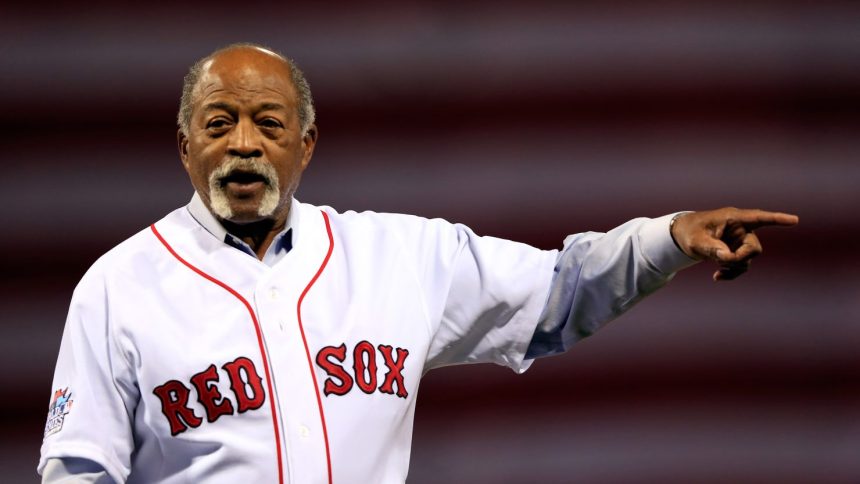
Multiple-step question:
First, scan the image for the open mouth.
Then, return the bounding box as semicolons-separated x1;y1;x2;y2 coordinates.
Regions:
219;170;269;187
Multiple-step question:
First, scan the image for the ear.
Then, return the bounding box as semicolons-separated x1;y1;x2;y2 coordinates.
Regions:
300;124;318;170
177;129;190;169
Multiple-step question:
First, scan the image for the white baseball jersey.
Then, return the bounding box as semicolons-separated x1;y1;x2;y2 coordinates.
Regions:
39;196;695;483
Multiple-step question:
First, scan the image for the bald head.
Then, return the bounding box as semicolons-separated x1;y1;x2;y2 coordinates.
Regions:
178;43;315;136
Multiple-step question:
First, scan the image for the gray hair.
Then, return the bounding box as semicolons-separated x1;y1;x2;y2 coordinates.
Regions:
177;42;316;136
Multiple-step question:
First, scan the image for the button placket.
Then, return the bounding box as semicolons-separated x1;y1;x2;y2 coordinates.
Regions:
258;250;332;482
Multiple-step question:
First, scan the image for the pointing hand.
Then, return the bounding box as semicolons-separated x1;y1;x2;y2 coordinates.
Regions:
670;208;799;281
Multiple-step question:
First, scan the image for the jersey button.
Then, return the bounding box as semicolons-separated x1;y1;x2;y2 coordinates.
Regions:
299;425;310;439
269;288;279;300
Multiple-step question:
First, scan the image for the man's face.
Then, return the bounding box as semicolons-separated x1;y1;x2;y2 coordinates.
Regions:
178;48;316;224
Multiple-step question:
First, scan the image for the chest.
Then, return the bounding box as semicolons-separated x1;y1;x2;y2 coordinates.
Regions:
115;237;430;480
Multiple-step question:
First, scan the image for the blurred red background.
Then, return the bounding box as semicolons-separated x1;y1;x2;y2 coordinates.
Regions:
2;1;858;482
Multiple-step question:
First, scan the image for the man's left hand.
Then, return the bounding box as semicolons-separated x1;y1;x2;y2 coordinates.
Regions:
670;208;799;281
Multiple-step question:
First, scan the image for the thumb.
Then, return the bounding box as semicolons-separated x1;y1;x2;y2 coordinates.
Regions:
694;238;735;262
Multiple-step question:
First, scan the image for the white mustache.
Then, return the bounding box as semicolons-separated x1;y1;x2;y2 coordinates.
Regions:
210;157;278;186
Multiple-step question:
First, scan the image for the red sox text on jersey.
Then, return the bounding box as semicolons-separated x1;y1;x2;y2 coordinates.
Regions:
153;343;410;436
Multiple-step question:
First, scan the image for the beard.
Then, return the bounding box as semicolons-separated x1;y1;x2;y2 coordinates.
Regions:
207;157;281;220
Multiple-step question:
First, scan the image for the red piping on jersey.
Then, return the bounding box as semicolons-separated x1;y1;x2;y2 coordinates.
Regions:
297;211;335;484
149;224;284;484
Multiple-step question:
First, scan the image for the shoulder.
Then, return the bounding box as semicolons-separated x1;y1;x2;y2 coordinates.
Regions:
298;203;497;276
304;202;461;243
73;206;192;297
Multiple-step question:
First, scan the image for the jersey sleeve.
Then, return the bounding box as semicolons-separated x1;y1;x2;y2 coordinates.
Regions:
527;213;700;358
38;264;138;483
41;458;115;483
406;218;558;373
407;213;699;374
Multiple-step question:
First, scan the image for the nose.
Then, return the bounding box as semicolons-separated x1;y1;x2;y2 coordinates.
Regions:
227;118;263;158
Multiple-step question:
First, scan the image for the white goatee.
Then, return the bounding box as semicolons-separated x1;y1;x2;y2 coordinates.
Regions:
207;157;281;219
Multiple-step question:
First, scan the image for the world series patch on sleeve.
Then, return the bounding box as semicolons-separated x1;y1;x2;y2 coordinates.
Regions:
44;388;74;437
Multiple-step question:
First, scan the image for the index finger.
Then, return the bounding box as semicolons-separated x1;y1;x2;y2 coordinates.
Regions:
730;209;799;229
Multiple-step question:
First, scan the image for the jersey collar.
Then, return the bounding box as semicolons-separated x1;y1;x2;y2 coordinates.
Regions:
185;191;297;265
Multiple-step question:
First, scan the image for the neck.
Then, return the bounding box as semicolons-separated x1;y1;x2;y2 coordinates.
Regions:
221;217;286;259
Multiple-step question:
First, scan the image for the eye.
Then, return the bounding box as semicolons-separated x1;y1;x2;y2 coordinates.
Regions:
258;118;283;129
204;118;232;137
207;118;231;129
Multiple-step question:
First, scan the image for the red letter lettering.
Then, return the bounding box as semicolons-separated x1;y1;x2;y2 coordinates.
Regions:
190;364;235;423
222;357;266;413
378;345;409;398
316;344;354;396
152;380;203;436
353;341;377;394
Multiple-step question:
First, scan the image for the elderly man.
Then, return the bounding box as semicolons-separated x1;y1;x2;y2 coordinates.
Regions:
38;43;797;483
